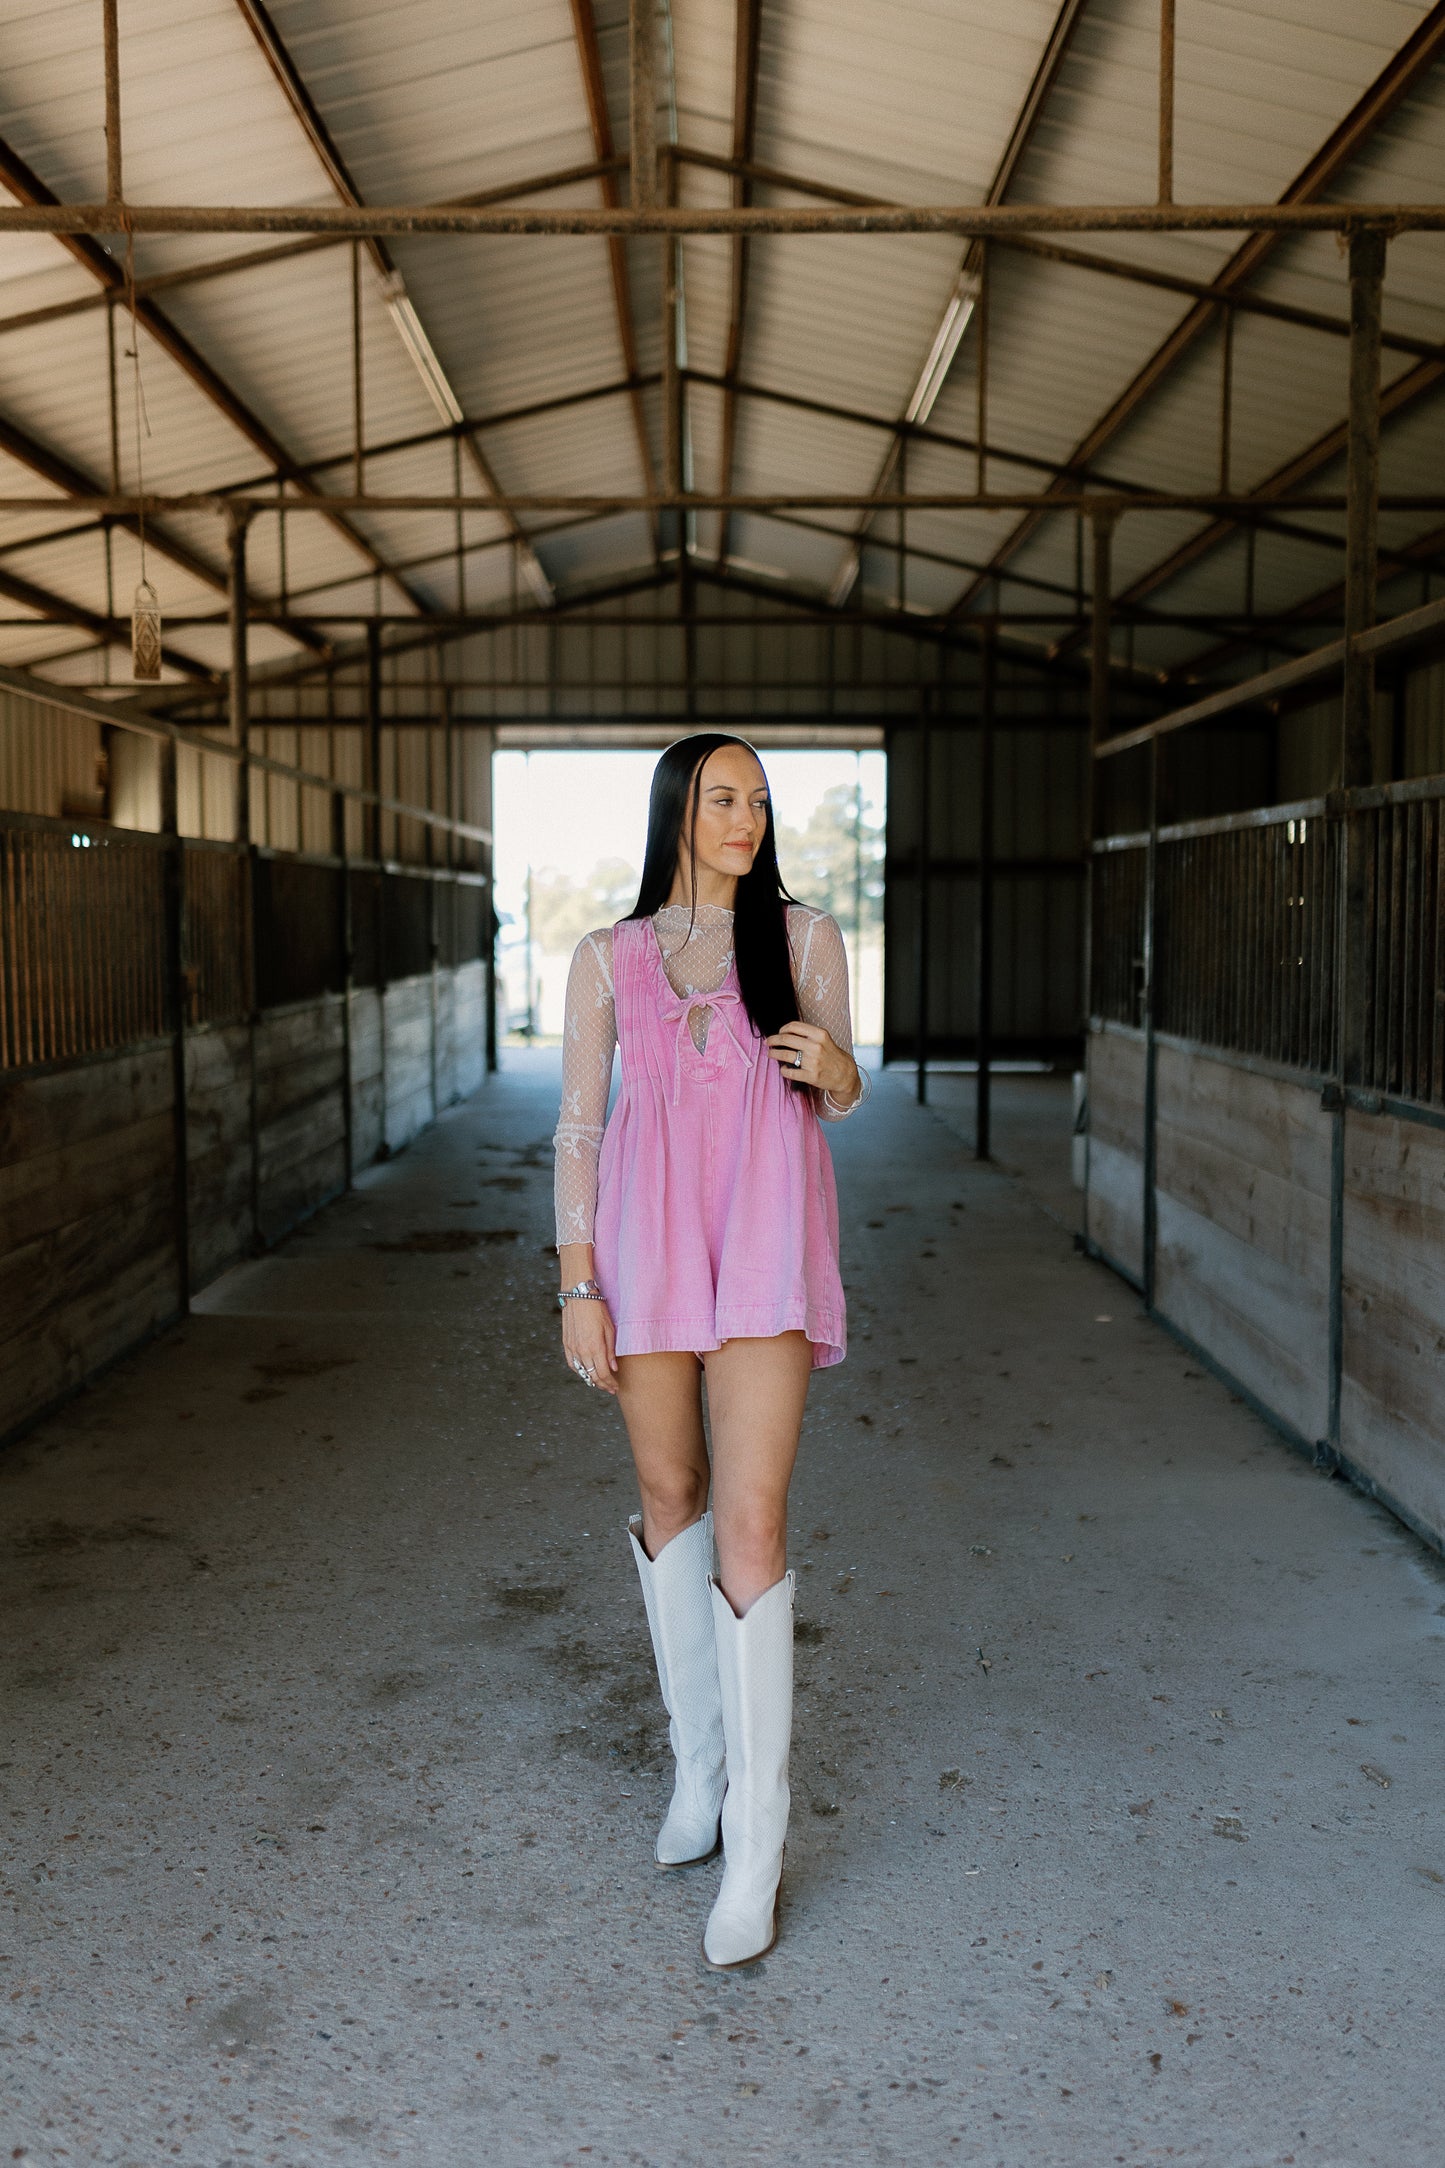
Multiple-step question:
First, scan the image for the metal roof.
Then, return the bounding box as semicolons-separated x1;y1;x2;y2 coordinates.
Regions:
0;0;1441;708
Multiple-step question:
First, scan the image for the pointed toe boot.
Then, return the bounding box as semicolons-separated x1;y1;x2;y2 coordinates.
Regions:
702;1570;795;1969
629;1513;727;1868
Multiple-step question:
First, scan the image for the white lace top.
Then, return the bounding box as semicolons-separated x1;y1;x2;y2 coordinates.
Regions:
554;901;868;1247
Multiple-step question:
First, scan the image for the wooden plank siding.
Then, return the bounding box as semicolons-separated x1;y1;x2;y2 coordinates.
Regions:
1;959;492;1446
254;999;348;1245
185;1023;253;1289
1084;1022;1145;1282
348;987;385;1170
0;1046;181;1430
1086;1032;1445;1548
451;962;487;1103
383;977;436;1157
1152;1044;1333;1446
1341;1110;1445;1543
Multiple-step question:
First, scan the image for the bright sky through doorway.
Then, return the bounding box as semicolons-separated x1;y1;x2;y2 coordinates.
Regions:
493;748;885;1048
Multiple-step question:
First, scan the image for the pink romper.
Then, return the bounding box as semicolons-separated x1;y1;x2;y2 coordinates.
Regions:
591;915;847;1369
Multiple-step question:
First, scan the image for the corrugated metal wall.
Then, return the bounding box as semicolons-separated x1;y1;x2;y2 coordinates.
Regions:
883;660;1092;1061
0;689;106;821
0;683;493;872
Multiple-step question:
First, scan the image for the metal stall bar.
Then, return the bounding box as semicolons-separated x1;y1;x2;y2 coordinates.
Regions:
1329;226;1389;1452
976;627;996;1158
916;695;932;1105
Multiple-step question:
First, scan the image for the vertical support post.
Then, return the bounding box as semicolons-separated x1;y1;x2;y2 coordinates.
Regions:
1142;734;1160;1309
629;0;657;210
975;244;989;500
486;854;500;1076
159;733;190;1312
897;437;908;614
1157;0;1176;207
663;245;682;504
441;681;457;1095
1087;505;1114;857
102;0;123;206
1217;303;1235;498
228;508;262;1252
1081;508;1113;1259
365;621;383;862
975;624;996;1160
426;669;440;1121
1343;227;1386;790
1328;224;1387;1452
366;621;388;1154
351;241;365;500
915;696;931;1106
680;549;697;720
442;683;456;874
332;783;354;1188
429;861;440;1122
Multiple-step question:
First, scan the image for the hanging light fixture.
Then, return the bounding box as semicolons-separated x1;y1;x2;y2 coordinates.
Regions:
131;576;161;680
123;233;162;682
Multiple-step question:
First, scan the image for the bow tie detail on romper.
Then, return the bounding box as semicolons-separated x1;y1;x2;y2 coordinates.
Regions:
659;989;754;1104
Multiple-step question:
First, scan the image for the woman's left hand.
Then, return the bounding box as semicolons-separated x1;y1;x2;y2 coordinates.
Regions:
765;1020;860;1104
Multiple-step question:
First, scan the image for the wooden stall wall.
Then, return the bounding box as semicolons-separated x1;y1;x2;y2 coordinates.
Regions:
1084;1023;1146;1286
1151;1045;1332;1449
1085;743;1445;1553
1;959;490;1446
1340;1110;1445;1544
0;1047;180;1435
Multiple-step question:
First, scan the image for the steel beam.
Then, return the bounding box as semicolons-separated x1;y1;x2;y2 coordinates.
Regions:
0;410;213;595
1157;0;1176;208
102;0;123;206
675;148;1445;367
5;202;1445;240
231;0;551;606
828;0;1090;601
0;131;431;618
0;561;213;680
1182;522;1445;685
630;0;657;211
1093;593;1445;761
0;162;629;343
975;625;996;1158
1068;350;1445;658
1343;229;1386;787
685;369;1421;578
717;0;763;572
6;489;1443;516
1090;511;1114;753
567;0;662;554
944;0;1445;618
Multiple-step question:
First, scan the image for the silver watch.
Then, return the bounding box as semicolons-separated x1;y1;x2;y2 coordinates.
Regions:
557;1278;604;1311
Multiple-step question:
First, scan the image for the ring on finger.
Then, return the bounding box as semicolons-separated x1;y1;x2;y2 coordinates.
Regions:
791;1049;803;1069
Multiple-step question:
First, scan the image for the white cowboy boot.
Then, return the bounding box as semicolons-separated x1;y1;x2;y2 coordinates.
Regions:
703;1570;795;1969
628;1513;727;1867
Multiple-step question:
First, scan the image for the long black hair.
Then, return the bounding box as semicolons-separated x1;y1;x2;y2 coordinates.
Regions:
626;732;798;1040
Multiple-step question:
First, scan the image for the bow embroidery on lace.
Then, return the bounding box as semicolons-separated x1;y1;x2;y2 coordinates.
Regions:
658;988;754;1103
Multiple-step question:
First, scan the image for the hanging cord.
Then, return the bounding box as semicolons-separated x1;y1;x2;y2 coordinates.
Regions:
123;224;152;585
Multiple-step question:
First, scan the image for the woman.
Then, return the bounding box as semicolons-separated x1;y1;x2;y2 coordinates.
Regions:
553;732;867;1970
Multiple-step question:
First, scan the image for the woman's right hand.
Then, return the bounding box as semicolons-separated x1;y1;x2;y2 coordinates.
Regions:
561;1295;620;1396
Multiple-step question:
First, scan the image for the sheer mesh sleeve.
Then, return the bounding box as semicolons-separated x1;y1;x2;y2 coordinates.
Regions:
788;906;870;1120
554;928;616;1247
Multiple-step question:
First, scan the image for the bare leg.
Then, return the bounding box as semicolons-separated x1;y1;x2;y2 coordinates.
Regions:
703;1331;813;1614
615;1350;711;1559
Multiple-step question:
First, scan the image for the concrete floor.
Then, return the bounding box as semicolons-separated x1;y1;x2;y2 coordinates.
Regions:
5;1052;1444;2168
